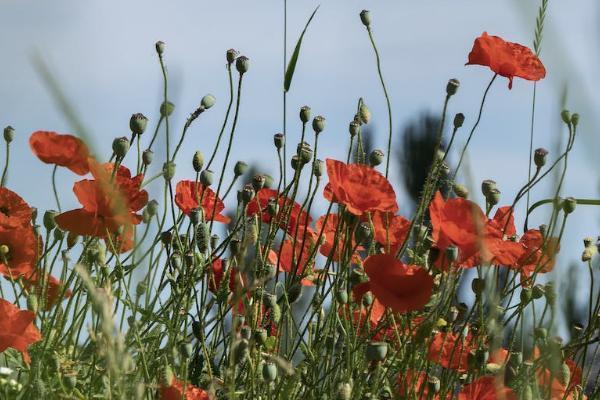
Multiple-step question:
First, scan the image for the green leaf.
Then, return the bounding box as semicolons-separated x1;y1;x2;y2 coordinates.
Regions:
284;5;320;92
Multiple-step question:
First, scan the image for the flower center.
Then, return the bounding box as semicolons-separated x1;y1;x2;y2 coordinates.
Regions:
0;206;10;216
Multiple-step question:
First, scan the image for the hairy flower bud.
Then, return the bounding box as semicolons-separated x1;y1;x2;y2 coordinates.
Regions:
561;110;571;124
129;113;148;135
571;113;579;127
313;159;324;177
349;121;359;137
359;104;371;124
162;161;176;181
43;210;58;231
562;197;576;214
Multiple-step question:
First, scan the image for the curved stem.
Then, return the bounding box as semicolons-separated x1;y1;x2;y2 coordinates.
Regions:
52;165;61;212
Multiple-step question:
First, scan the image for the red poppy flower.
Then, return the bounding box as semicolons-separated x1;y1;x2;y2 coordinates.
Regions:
516;229;559;279
246;188;311;235
369;211;410;254
533;348;582;400
427;330;474;372
267;233;318;286
355;254;433;313
0;226;38;279
324;159;398;216
29;131;90;175
207;258;236;294
457;376;517;400
466;32;546;89
175;180;230;224
0;298;42;363
316;214;362;262
55;163;148;241
23;272;72;310
160;378;209;400
0;188;33;229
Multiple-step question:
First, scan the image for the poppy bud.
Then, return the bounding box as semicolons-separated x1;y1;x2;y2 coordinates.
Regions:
27;294;39;313
135;281;147;298
234;161;248;177
562;197;576;214
359;10;371;27
3;126;14;143
481;179;497;198
261;362;277;382
471;278;485;296
445;245;459;262
273;133;285;150
486;188;501;206
355;222;373;245
561;110;571;124
170;252;182;270
452;183;469;198
188;151;203;173
446;78;460;96
369;149;384;167
558;363;571;386
453;113;465;128
362;292;373;306
142;149;154;166
349;121;359;137
226;48;239;64
43;210;58;231
235;56;250;74
533;147;548;168
254;328;268;346
196;223;210;253
155;41;165;55
200;170;214;186
291;155;302;171
252;174;265;191
200;94;216;110
311;159;324;178
160;101;175;117
335;289;348;305
359;104;371;124
520;287;532;304
300;105;311;123
337;382;352;400
297;142;313;164
129;113;148;135
532;284;545;299
66;232;79;249
545;281;556;305
312;115;326;134
188;208;202;225
112;137;130;159
571;113;579;127
365;341;388;361
53;228;64;242
162;161;176;181
239;185;254;205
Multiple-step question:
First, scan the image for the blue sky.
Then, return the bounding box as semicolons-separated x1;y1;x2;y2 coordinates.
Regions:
1;1;598;312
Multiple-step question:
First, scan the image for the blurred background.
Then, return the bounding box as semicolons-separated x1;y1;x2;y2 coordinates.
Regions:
0;0;598;336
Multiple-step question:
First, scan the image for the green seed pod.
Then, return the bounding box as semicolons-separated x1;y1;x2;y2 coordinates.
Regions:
534;327;547;341
312;115;326;134
545;282;556;305
369;149;384;167
287;283;303;304
562;197;576;214
337;382;352;400
262;362;278;382
313;159;324;178
299;105;311;123
142;149;154;166
241;185;255;204
112;137;130;159
561;109;571;124
252;174;265;191
43;210;58;231
471;278;485;296
273;133;285;150
235;56;250;74
53;228;64;242
160;100;175;117
335;289;348;305
446;78;460;96
189;208;202;225
520;287;532;304
297;142;313;164
453;113;465;128
254;328;268;346
349;121;360;137
486;188;501;207
146;200;159;217
355;222;372;245
445;245;459;262
196;222;210;253
226;48;239;64
532;284;545;299
27;294;39;313
3;126;14;143
200;170;214;186
201;94;216;109
210;234;219;250
135;281;147;297
192;151;204;172
481;179;497;198
534;148;548;168
162;161;176;181
359;10;371;27
155;41;165;55
452;183;469;198
130;113;148;135
362;292;373;306
571;113;579;127
359;104;371;124
234;161;248;177
365;341;388;362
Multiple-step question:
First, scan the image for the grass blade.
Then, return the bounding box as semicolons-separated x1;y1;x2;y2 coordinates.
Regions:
284;5;320;93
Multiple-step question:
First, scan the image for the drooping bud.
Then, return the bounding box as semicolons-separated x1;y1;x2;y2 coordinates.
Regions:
571;113;579;127
312;115;326;134
446;79;460;96
532;284;545;299
200;170;214;186
359;10;371;27
43;210;58;231
226;48;239;64
235;56;250;74
129;113;148;135
369;149;384;167
3;126;14;143
160;101;175;117
201;94;216;109
453;113;465;128
112;137;130;159
299;106;311;124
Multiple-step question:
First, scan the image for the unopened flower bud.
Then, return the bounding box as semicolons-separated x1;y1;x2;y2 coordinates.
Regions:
365;341;388;361
273;133;285;150
200;170;214;186
349;121;359;137
446;78;460;96
201;94;216;109
471;278;485;296
226;48;238;64
155;41;165;55
160;101;175;117
453;113;465;128
129;113;148;135
67;232;79;248
112;137;130;159
235;56;250;74
3;126;14;143
312;115;326;134
189;208;202;225
359;104;371;124
191;151;204;172
561;110;571;124
452;183;469;198
545;281;556;305
146;200;159;217
300;106;311;124
359;10;371;27
43;210;58;231
369;149;384;167
562;197;576;214
234;161;248;177
534;148;548;168
571;113;579;127
162;161;176;180
142;149;153;166
520;287;532;304
262;362;278;382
